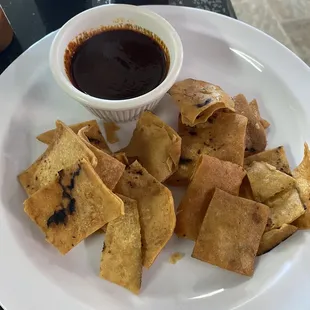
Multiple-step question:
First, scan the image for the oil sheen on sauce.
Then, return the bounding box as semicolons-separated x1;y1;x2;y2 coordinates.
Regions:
70;29;169;100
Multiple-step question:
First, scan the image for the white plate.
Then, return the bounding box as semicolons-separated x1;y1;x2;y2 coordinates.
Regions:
1;5;310;310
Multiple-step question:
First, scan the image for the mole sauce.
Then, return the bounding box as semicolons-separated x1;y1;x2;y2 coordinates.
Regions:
69;28;169;100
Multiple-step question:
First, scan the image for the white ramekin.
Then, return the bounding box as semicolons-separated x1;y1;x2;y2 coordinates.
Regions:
49;4;183;122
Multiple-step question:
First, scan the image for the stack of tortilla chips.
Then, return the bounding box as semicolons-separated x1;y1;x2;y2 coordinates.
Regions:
18;114;179;294
168;78;309;276
18;77;310;295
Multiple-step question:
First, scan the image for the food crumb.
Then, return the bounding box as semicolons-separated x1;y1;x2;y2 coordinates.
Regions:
104;122;120;144
169;252;185;264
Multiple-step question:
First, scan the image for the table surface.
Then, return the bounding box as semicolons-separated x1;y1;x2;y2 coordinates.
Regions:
0;0;235;309
0;0;235;74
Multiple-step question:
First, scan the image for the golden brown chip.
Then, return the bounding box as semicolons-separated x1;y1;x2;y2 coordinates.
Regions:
115;161;176;268
113;152;129;166
167;112;247;186
36;120;96;144
175;154;246;240
239;176;254;200
257;224;297;255
104;122;120;144
249;99;270;129
265;187;305;229
78;126;125;190
18;120;97;196
123;111;181;182
192;188;269;276
36;120;111;153
260;119;271;130
246;161;295;202
168;78;235;126
244;146;291;175
291;143;310;228
100;194;142;294
292;143;310;207
24;159;124;254
233;94;267;153
81;123;111;153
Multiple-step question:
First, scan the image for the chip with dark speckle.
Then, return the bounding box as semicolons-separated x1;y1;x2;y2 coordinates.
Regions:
23;159;124;255
18;120;97;196
167;112;247;186
168;79;235;126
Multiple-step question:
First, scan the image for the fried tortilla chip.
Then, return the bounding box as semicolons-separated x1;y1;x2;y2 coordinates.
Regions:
18;120;97;196
82;123;111;153
239;176;254;200
192;188;269;276
175;154;246;240
113;152;129;166
233;94;267;153
123;111;181;182
167;112;247;185
244;146;291;175
104;122;120;144
37;120;111;153
246;161;295;202
78;126;125;190
291;143;310;228
115;161;176;268
168;78;235;126
24;159;124;254
265;187;305;229
257;224;297;255
249;99;270;129
100;194;142;294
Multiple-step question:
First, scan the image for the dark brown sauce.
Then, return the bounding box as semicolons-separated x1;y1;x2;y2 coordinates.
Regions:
69;28;169;100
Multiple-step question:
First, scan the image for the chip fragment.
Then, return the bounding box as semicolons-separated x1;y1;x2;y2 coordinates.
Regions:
78;126;125;190
292;143;310;228
167;112;247;185
123;111;181;182
175;154;246;240
246;161;295;202
249;99;270;129
104;122;120;144
37;120;111;153
168;79;235;126
257;224;297;255
18;120;97;196
233;94;267;153
192;188;269;276
24;159;124;254
115;161;176;268
244;146;291;175
239;176;254;200
266;187;305;229
100;195;142;294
